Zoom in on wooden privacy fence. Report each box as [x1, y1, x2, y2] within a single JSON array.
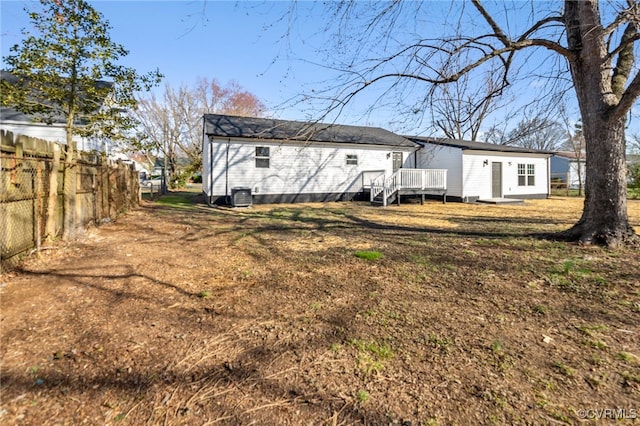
[[1, 130, 140, 272]]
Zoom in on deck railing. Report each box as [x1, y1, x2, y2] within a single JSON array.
[[370, 168, 447, 206]]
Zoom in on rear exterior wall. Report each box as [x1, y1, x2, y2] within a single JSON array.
[[203, 137, 417, 204], [416, 143, 550, 201], [462, 151, 550, 200], [416, 144, 464, 198]]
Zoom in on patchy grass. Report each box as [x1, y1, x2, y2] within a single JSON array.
[[1, 195, 639, 425], [354, 250, 384, 261]]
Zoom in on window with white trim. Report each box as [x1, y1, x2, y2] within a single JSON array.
[[518, 163, 535, 186], [346, 154, 358, 165], [255, 147, 270, 168]]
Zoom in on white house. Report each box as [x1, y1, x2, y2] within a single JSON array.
[[202, 114, 553, 206], [550, 151, 586, 190], [202, 114, 425, 205], [0, 107, 105, 152], [409, 137, 553, 202], [0, 71, 110, 153]]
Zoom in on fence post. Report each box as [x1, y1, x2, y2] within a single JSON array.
[[46, 144, 61, 241], [62, 141, 77, 240], [35, 159, 43, 251]]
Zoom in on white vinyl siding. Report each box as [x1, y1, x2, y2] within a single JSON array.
[[204, 138, 416, 197], [463, 153, 548, 199], [0, 121, 99, 151], [416, 144, 463, 197], [417, 141, 549, 200]]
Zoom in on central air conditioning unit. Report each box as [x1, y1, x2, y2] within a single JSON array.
[[230, 187, 252, 207]]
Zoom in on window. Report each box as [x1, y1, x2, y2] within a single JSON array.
[[346, 154, 358, 165], [255, 146, 270, 168], [518, 163, 535, 186], [527, 164, 535, 186]]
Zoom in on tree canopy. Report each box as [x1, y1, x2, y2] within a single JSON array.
[[0, 0, 162, 148], [132, 78, 266, 187]]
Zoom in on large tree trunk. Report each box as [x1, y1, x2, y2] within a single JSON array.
[[559, 0, 637, 247], [559, 116, 634, 246]]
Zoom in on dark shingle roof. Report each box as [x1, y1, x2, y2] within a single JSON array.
[[1, 70, 113, 125], [203, 114, 418, 148], [407, 136, 554, 155], [0, 107, 35, 124]]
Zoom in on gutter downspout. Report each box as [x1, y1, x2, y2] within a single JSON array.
[[204, 117, 215, 207], [547, 155, 551, 199], [225, 138, 230, 205]]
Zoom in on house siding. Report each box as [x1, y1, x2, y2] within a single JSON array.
[[0, 121, 99, 151], [416, 144, 463, 198], [416, 141, 550, 201], [551, 156, 585, 189], [462, 151, 549, 199], [203, 137, 417, 204]]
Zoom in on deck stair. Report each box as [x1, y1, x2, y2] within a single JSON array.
[[370, 169, 447, 206]]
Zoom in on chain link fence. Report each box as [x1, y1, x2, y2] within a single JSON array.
[[0, 154, 58, 268], [1, 131, 140, 272]]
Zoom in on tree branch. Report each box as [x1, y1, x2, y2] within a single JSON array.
[[612, 69, 640, 119], [471, 0, 510, 46], [603, 1, 640, 36], [472, 0, 572, 59]]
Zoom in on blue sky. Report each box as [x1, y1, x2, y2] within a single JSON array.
[[1, 1, 333, 121], [1, 1, 638, 137], [0, 1, 552, 132]]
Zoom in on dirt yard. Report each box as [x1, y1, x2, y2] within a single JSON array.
[[1, 192, 639, 425]]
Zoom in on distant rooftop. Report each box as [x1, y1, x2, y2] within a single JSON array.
[[555, 150, 586, 160], [1, 70, 113, 126]]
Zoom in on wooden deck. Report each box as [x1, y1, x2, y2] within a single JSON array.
[[369, 169, 447, 206]]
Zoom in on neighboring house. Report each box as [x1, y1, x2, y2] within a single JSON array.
[[628, 154, 640, 186], [408, 137, 553, 202], [0, 70, 109, 152], [0, 107, 105, 152], [202, 114, 433, 205], [550, 151, 586, 189]]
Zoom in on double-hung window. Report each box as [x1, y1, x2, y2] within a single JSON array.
[[518, 163, 535, 186], [255, 147, 270, 168]]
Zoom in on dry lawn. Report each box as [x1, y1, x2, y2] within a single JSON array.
[[1, 192, 639, 425]]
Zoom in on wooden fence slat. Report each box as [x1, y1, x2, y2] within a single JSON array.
[[1, 130, 140, 271]]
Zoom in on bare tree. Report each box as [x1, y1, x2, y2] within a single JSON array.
[[558, 106, 586, 195], [132, 78, 265, 187], [629, 132, 640, 154], [291, 1, 640, 246], [506, 117, 566, 151], [431, 63, 506, 141]]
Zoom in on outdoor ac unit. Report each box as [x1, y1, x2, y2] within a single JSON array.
[[230, 187, 252, 207]]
